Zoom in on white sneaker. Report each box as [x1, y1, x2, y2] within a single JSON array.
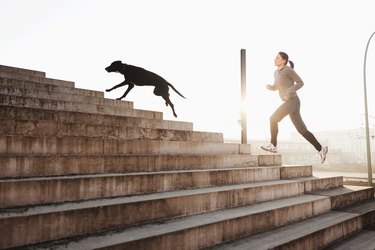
[[261, 143, 277, 153], [319, 146, 328, 164]]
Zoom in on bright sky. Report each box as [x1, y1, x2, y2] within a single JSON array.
[[1, 0, 375, 141]]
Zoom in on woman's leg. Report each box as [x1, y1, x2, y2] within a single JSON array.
[[269, 97, 299, 146], [289, 97, 328, 163], [289, 98, 322, 151], [270, 120, 278, 147], [302, 131, 322, 151]]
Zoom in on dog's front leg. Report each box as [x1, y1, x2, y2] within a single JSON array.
[[106, 80, 128, 92], [117, 82, 134, 100]]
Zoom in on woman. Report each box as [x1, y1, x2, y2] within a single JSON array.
[[261, 52, 328, 164]]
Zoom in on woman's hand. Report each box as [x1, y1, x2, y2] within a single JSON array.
[[266, 84, 273, 90], [282, 94, 290, 101], [282, 88, 294, 100]]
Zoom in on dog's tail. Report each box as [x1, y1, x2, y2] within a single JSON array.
[[168, 83, 186, 99]]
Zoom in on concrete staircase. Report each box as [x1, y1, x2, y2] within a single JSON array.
[[0, 64, 374, 249]]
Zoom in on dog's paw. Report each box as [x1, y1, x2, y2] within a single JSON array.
[[116, 97, 123, 100], [105, 89, 110, 92]]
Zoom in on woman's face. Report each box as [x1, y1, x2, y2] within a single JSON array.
[[274, 54, 286, 68]]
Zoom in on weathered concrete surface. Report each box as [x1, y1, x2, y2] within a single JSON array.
[[17, 195, 331, 250], [0, 167, 280, 208], [0, 64, 46, 77], [0, 154, 260, 178], [211, 211, 362, 250], [0, 70, 75, 88], [0, 83, 131, 108], [0, 94, 160, 118], [294, 176, 344, 192], [328, 230, 375, 250], [312, 185, 374, 209], [0, 106, 194, 131], [0, 136, 251, 155], [210, 193, 375, 250], [0, 119, 223, 143], [0, 180, 303, 248], [280, 164, 312, 179], [339, 199, 375, 228], [257, 154, 282, 166], [0, 77, 103, 98]]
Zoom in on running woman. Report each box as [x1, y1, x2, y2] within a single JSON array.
[[261, 52, 328, 163]]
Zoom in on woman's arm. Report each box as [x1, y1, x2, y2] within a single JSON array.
[[282, 68, 304, 100], [287, 68, 304, 92], [266, 84, 277, 91]]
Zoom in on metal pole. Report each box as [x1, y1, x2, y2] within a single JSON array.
[[241, 49, 247, 144], [363, 31, 374, 186]]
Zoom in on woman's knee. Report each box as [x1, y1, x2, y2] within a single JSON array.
[[270, 115, 280, 124]]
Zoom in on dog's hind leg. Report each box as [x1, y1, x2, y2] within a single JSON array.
[[154, 86, 178, 117], [162, 94, 178, 118]]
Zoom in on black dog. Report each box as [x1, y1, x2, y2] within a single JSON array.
[[105, 60, 185, 118]]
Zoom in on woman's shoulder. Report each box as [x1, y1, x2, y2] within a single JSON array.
[[284, 66, 294, 71], [278, 66, 294, 72], [275, 66, 296, 75], [284, 66, 298, 75]]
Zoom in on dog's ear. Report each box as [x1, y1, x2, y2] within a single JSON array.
[[110, 60, 121, 65]]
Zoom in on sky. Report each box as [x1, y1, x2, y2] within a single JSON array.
[[1, 0, 375, 141]]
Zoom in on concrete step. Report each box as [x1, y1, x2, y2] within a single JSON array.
[[327, 229, 375, 250], [0, 70, 75, 88], [0, 153, 268, 178], [257, 154, 282, 166], [211, 199, 375, 250], [0, 81, 134, 109], [0, 64, 46, 78], [0, 180, 305, 248], [211, 211, 361, 250], [293, 175, 344, 192], [0, 166, 281, 208], [0, 135, 251, 155], [0, 119, 223, 143], [280, 164, 312, 179], [0, 94, 162, 119], [0, 106, 194, 131], [0, 89, 132, 110], [19, 194, 331, 250], [0, 77, 103, 98], [311, 185, 374, 209], [339, 199, 375, 228], [280, 164, 315, 179]]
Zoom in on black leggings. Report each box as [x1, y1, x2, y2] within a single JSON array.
[[269, 96, 322, 152]]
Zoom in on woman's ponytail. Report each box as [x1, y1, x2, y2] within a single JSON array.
[[289, 60, 294, 69]]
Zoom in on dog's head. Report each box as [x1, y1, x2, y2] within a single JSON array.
[[105, 60, 124, 73]]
